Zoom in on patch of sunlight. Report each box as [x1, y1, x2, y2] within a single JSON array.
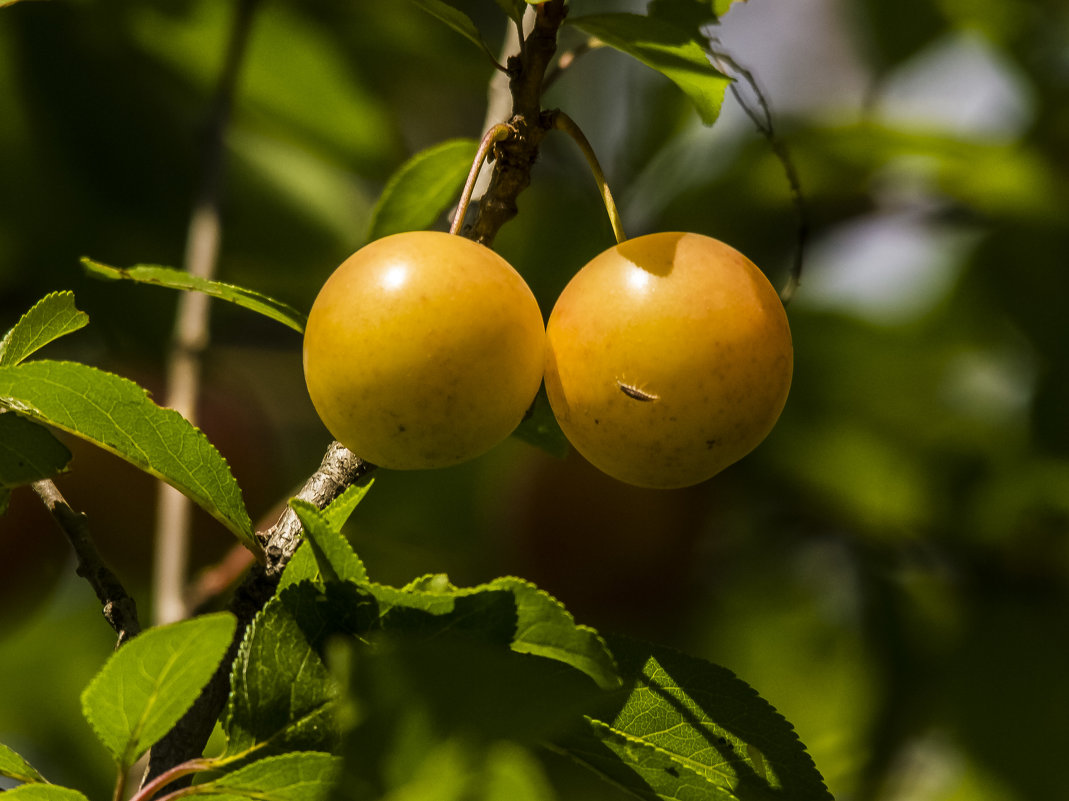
[[796, 212, 976, 325]]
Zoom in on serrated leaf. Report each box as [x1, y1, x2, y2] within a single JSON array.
[[0, 360, 256, 551], [0, 412, 72, 488], [409, 0, 502, 67], [185, 752, 340, 801], [365, 575, 620, 691], [81, 612, 237, 770], [0, 742, 46, 782], [278, 539, 322, 591], [223, 593, 343, 756], [0, 787, 90, 801], [321, 481, 375, 541], [82, 258, 306, 334], [569, 13, 731, 125], [487, 577, 620, 692], [367, 138, 478, 241], [290, 497, 370, 584], [0, 291, 88, 367], [560, 637, 832, 801]]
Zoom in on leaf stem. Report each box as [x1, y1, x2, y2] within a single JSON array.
[[450, 123, 512, 236], [551, 110, 626, 244], [129, 758, 214, 801]]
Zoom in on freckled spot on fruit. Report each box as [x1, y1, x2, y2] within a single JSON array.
[[617, 380, 659, 402], [706, 439, 717, 449], [398, 424, 407, 433]]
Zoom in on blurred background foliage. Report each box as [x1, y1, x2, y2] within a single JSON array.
[[1, 0, 1067, 799]]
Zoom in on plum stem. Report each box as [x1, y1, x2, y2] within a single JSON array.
[[552, 110, 626, 245], [450, 123, 513, 236]]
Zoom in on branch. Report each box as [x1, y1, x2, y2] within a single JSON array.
[[260, 441, 374, 577], [468, 0, 568, 246], [32, 479, 140, 647]]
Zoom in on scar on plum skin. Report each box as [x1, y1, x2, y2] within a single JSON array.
[[617, 380, 659, 402]]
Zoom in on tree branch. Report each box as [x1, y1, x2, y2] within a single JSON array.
[[468, 0, 568, 246], [260, 441, 374, 577], [32, 479, 140, 647]]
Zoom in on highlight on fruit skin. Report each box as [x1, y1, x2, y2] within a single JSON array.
[[302, 230, 546, 470], [543, 231, 793, 489]]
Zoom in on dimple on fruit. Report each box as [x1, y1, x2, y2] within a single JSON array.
[[543, 231, 793, 489], [302, 230, 545, 470]]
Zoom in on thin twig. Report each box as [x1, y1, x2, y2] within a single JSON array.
[[708, 41, 808, 303], [153, 0, 260, 626], [32, 479, 140, 647], [542, 39, 599, 91]]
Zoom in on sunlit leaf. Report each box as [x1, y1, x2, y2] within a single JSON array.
[[0, 787, 89, 801], [82, 258, 306, 333], [559, 637, 833, 800], [569, 13, 731, 125], [290, 495, 370, 584], [0, 360, 256, 551], [223, 590, 355, 756], [184, 752, 340, 801], [0, 292, 88, 367], [0, 742, 46, 783], [81, 612, 237, 770], [366, 575, 620, 692], [367, 138, 478, 241], [0, 412, 71, 489]]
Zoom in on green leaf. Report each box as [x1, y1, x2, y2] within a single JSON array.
[[0, 787, 90, 801], [81, 612, 237, 770], [82, 258, 307, 334], [185, 752, 340, 801], [367, 138, 478, 241], [0, 742, 46, 782], [486, 577, 620, 692], [0, 412, 71, 489], [0, 360, 256, 551], [223, 593, 347, 756], [364, 575, 620, 692], [560, 637, 832, 800], [321, 481, 375, 541], [568, 13, 731, 125], [290, 494, 370, 584], [0, 292, 88, 367], [409, 0, 503, 67], [278, 539, 321, 591]]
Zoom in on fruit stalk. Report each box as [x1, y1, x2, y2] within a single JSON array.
[[551, 110, 626, 244], [450, 123, 513, 236]]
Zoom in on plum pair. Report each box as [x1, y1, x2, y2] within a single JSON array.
[[302, 230, 792, 488]]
